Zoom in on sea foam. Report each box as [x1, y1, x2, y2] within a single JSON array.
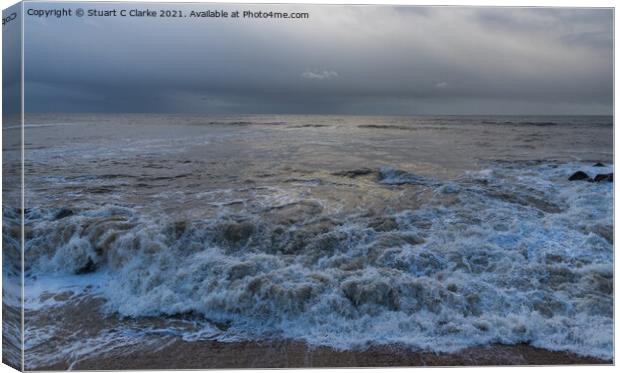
[[20, 162, 613, 359]]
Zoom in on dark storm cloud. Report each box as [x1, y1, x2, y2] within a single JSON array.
[[23, 4, 612, 115], [473, 8, 613, 49]]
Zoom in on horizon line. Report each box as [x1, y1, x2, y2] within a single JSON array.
[[16, 112, 615, 117]]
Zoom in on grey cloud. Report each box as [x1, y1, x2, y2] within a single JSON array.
[[21, 4, 613, 115], [301, 70, 339, 80]]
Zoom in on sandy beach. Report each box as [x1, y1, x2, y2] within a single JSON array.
[[36, 340, 611, 370]]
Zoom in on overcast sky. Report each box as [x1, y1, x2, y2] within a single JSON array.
[[22, 4, 613, 115]]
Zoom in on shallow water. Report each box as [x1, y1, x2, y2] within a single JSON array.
[[3, 114, 613, 368]]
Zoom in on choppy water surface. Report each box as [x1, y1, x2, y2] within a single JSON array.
[[4, 114, 613, 368]]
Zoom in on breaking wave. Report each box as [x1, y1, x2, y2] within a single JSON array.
[[20, 162, 613, 359]]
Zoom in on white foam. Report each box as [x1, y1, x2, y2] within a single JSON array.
[[23, 162, 614, 360], [24, 272, 106, 311]]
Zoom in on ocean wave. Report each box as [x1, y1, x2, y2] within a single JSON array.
[[19, 162, 613, 359], [481, 120, 559, 126], [206, 121, 287, 126], [480, 120, 612, 127], [378, 167, 439, 186], [3, 123, 88, 130]]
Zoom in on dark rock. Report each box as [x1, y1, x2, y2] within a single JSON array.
[[593, 173, 613, 183], [54, 208, 74, 220], [568, 171, 590, 181], [593, 162, 605, 167]]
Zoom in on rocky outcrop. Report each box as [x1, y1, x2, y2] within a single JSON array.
[[568, 170, 613, 183], [593, 173, 613, 183], [568, 171, 590, 181]]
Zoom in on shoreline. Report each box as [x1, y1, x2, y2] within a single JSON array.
[[34, 339, 612, 370], [19, 289, 614, 370]]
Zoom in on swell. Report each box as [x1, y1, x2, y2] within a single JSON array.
[[19, 162, 614, 359]]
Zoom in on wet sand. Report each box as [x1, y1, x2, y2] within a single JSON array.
[[36, 339, 611, 370]]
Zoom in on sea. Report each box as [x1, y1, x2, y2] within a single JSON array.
[[1, 114, 614, 368]]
